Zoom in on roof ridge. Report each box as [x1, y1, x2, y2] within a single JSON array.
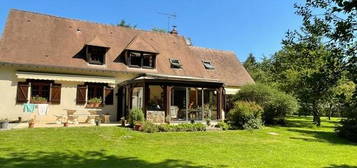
[[9, 9, 179, 37], [189, 45, 235, 54]]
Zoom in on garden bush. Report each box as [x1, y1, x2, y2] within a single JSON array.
[[233, 84, 298, 125], [128, 108, 144, 127], [142, 121, 159, 133], [215, 121, 229, 130], [227, 101, 263, 129], [142, 123, 206, 133]]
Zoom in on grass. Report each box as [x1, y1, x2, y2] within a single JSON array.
[[0, 116, 356, 168]]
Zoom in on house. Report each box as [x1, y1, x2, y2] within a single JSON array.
[[0, 9, 254, 123]]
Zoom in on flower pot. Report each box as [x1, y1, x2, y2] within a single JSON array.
[[28, 122, 35, 128], [63, 122, 69, 127], [95, 120, 101, 126], [0, 121, 9, 129], [134, 124, 142, 131], [86, 103, 101, 108]]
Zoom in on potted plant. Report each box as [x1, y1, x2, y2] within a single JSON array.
[[30, 96, 47, 104], [134, 121, 143, 131], [120, 117, 126, 127], [206, 118, 211, 126], [128, 108, 144, 130], [28, 119, 35, 128], [86, 97, 102, 108], [0, 118, 9, 129], [95, 119, 101, 126]]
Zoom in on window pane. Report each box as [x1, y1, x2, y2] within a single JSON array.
[[88, 84, 104, 100], [204, 89, 217, 120], [143, 53, 154, 68], [87, 45, 106, 65], [188, 88, 202, 120], [203, 61, 214, 69], [148, 85, 164, 110], [129, 52, 141, 66], [169, 59, 182, 69], [132, 87, 144, 108], [31, 81, 51, 101], [171, 87, 187, 121]]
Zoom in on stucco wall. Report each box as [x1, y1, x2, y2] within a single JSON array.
[[0, 66, 135, 123]]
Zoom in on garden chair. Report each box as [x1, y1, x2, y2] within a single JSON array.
[[66, 110, 79, 125]]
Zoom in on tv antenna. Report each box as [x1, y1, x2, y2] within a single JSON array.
[[158, 12, 176, 32]]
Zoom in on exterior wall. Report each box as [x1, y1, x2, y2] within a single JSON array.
[[0, 66, 136, 123], [225, 86, 240, 95]]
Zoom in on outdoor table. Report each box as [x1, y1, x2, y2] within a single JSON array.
[[64, 109, 102, 124]]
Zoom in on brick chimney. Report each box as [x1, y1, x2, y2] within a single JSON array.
[[170, 25, 178, 35]]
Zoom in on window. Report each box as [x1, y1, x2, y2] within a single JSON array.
[[169, 59, 182, 69], [126, 50, 156, 68], [143, 53, 154, 68], [76, 83, 113, 105], [86, 45, 107, 65], [16, 80, 62, 104], [148, 85, 164, 111], [87, 83, 104, 100], [129, 51, 141, 67], [31, 80, 51, 101], [202, 61, 214, 69]]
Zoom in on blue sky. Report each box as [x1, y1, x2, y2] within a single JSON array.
[[0, 0, 302, 61]]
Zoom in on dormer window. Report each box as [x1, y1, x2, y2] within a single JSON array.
[[202, 61, 214, 69], [86, 45, 108, 65], [170, 59, 182, 69], [126, 50, 156, 69]]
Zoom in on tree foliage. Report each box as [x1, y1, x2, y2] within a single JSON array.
[[117, 19, 137, 29], [243, 0, 356, 127]]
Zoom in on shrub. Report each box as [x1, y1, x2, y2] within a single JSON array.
[[142, 121, 159, 133], [227, 101, 263, 129], [128, 108, 144, 127], [157, 124, 171, 132], [146, 123, 206, 133], [234, 84, 299, 125], [264, 92, 299, 124], [215, 121, 229, 130]]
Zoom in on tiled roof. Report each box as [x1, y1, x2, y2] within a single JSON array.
[[0, 9, 254, 86]]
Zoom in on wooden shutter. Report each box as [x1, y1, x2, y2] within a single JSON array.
[[76, 85, 87, 105], [50, 84, 61, 104], [104, 86, 114, 105], [16, 82, 29, 103]]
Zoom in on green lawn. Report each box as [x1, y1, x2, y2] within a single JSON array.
[[0, 117, 356, 168]]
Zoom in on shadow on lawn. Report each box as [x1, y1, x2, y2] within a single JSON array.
[[324, 164, 357, 168], [0, 150, 226, 168], [287, 128, 355, 145], [285, 118, 338, 129]]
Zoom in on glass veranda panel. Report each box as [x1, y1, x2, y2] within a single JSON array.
[[171, 87, 187, 121], [131, 87, 143, 109], [203, 89, 218, 120]]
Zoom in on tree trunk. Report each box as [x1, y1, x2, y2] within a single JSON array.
[[312, 103, 321, 126], [328, 103, 333, 120]]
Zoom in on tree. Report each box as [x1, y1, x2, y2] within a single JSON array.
[[293, 0, 356, 127], [243, 54, 275, 85], [117, 19, 137, 29]]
